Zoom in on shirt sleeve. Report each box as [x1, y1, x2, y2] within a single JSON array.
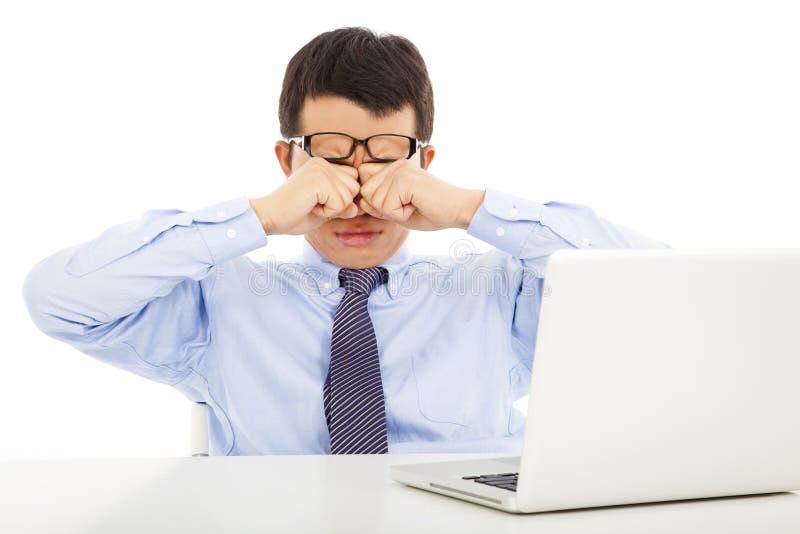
[[22, 195, 268, 385], [466, 187, 671, 368]]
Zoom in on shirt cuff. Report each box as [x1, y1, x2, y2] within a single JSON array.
[[193, 196, 268, 264], [466, 188, 547, 257]]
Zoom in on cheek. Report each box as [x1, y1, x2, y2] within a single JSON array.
[[304, 224, 333, 248], [382, 223, 409, 245]]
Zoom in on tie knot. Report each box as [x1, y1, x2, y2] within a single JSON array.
[[338, 267, 389, 294]]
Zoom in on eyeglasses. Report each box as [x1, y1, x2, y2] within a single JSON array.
[[287, 132, 424, 163]]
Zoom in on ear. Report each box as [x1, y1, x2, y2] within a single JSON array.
[[420, 144, 436, 170], [274, 140, 293, 178]]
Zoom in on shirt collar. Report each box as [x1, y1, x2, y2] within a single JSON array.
[[299, 238, 412, 299]]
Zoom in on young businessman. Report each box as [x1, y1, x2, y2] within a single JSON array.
[[23, 27, 669, 456]]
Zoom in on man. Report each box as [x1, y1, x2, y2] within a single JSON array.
[[23, 27, 669, 456]]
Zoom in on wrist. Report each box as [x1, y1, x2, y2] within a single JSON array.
[[454, 188, 486, 230], [249, 196, 277, 236]]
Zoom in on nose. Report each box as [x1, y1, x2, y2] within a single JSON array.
[[343, 146, 366, 216], [351, 144, 367, 168], [351, 146, 366, 215]]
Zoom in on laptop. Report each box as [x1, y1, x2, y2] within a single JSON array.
[[390, 248, 800, 513]]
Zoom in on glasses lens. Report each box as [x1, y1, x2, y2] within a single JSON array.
[[308, 134, 354, 159], [367, 135, 411, 161]]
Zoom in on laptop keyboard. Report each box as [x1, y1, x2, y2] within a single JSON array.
[[461, 472, 518, 491]]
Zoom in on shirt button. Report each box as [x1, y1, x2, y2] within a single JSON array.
[[322, 282, 331, 289], [216, 210, 226, 218], [141, 236, 150, 244], [495, 226, 505, 237], [226, 228, 237, 239], [582, 237, 591, 246], [509, 207, 519, 216]]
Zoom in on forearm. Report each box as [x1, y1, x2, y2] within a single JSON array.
[[23, 195, 267, 338], [464, 188, 670, 261]]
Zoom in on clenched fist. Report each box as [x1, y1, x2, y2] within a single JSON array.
[[357, 158, 485, 231], [250, 151, 486, 237], [249, 157, 361, 236]]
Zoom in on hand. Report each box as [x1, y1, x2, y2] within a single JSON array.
[[249, 157, 361, 235], [357, 158, 485, 231]]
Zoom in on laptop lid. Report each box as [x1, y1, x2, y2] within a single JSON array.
[[515, 249, 800, 513]]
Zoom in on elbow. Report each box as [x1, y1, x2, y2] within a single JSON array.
[[22, 256, 90, 339], [22, 259, 59, 336]]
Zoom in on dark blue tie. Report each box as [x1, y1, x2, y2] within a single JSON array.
[[323, 267, 390, 454]]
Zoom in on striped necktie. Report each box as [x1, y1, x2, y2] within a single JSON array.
[[323, 266, 390, 454]]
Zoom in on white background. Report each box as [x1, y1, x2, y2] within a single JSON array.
[[1, 0, 797, 459]]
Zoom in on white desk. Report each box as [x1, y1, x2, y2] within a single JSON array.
[[1, 452, 799, 533]]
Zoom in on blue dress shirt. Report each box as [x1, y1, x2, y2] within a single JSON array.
[[23, 188, 669, 455]]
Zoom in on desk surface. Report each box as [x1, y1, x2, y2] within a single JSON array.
[[1, 452, 799, 534]]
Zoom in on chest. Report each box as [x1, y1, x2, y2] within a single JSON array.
[[204, 277, 524, 448]]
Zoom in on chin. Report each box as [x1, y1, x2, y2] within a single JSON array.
[[329, 244, 385, 269], [307, 222, 408, 268]]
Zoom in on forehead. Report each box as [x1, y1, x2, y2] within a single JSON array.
[[298, 94, 415, 138]]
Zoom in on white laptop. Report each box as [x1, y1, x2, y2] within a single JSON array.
[[390, 248, 800, 513]]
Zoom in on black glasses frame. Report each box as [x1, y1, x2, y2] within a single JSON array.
[[287, 132, 423, 163]]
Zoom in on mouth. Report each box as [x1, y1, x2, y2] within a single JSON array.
[[334, 230, 383, 247]]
